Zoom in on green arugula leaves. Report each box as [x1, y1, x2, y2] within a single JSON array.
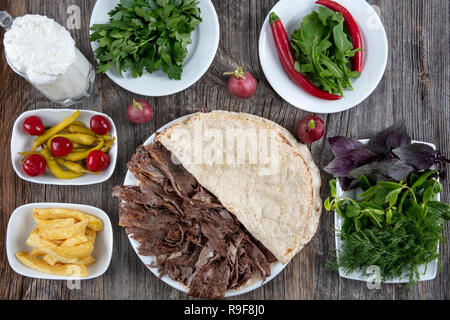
[[325, 171, 450, 283], [90, 0, 202, 80], [291, 7, 360, 96]]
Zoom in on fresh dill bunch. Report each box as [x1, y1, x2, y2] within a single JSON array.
[[324, 171, 450, 284]]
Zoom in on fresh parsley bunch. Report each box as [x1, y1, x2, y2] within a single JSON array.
[[325, 171, 450, 284], [291, 7, 360, 96], [90, 0, 202, 80]]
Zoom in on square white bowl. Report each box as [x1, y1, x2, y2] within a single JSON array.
[[11, 109, 117, 185], [334, 140, 439, 283], [6, 203, 113, 280]]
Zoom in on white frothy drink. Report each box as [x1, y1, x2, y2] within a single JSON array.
[[3, 14, 92, 102]]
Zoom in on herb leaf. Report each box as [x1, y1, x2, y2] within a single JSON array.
[[291, 8, 359, 96], [327, 171, 450, 284], [393, 143, 436, 170], [325, 121, 449, 191], [328, 136, 364, 157], [366, 120, 411, 156], [90, 0, 202, 80]]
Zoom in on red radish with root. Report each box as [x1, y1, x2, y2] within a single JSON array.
[[127, 99, 153, 124], [224, 67, 257, 99], [296, 115, 325, 143]]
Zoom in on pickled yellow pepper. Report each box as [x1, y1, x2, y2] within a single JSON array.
[[66, 124, 97, 136], [55, 158, 100, 175], [101, 137, 115, 153], [40, 148, 83, 179], [46, 134, 98, 151], [63, 139, 105, 161]]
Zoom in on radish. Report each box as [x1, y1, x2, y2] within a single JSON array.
[[127, 99, 152, 124], [224, 67, 257, 99], [296, 115, 325, 143]]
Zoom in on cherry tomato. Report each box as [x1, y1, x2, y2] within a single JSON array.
[[90, 115, 111, 135], [86, 150, 110, 172], [23, 116, 45, 136], [23, 154, 46, 176], [50, 137, 73, 157]]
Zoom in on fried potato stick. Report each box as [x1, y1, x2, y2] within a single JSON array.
[[16, 252, 88, 277], [33, 208, 103, 231], [38, 219, 88, 240], [26, 232, 94, 263]]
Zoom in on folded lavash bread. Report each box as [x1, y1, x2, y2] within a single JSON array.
[[157, 111, 321, 264], [232, 112, 323, 253]]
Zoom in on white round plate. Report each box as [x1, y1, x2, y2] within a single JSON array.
[[122, 116, 287, 298], [89, 0, 220, 96], [259, 0, 388, 113]]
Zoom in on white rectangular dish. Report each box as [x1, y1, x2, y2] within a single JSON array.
[[11, 109, 117, 185], [6, 203, 113, 280], [334, 140, 439, 283]]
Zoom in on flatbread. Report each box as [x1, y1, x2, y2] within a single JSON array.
[[157, 111, 321, 264], [232, 112, 322, 254]]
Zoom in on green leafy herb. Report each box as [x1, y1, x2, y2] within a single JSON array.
[[325, 172, 450, 284], [291, 7, 360, 96], [89, 0, 202, 80]]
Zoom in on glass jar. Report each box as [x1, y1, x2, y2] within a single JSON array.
[[1, 11, 95, 106]]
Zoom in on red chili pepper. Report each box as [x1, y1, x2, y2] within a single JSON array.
[[269, 12, 342, 101], [315, 0, 363, 73]]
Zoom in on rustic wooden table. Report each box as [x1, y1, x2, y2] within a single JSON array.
[[0, 0, 448, 300]]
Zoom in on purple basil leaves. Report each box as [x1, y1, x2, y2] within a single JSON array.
[[338, 177, 359, 192], [366, 121, 411, 157], [324, 148, 377, 178], [349, 159, 415, 183], [328, 136, 364, 157], [325, 121, 449, 191], [392, 143, 436, 169], [435, 150, 450, 179]]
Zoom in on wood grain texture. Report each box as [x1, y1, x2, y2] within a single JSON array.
[[0, 0, 448, 300]]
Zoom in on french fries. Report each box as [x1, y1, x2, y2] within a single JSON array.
[[30, 248, 45, 257], [16, 208, 103, 277], [43, 254, 58, 266], [16, 252, 88, 277], [32, 208, 103, 231], [26, 233, 93, 263], [61, 234, 89, 247], [34, 217, 76, 227], [38, 219, 88, 240], [76, 255, 96, 267]]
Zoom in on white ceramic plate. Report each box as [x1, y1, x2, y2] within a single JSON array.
[[89, 0, 220, 96], [335, 140, 439, 283], [6, 203, 113, 280], [259, 0, 388, 113], [122, 116, 287, 297], [11, 109, 117, 185]]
